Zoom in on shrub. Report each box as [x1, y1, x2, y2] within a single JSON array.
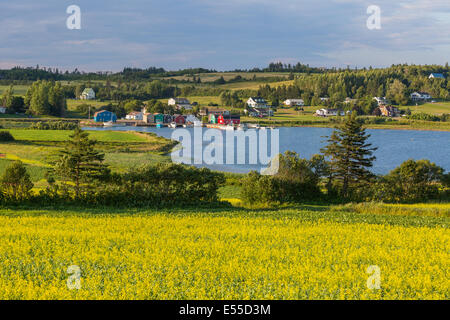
[[373, 159, 445, 203], [0, 131, 14, 142], [241, 152, 323, 205], [0, 161, 33, 202]]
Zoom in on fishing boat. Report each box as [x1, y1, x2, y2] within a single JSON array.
[[103, 121, 121, 127], [168, 122, 177, 128]]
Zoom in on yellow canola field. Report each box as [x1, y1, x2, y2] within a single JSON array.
[[0, 214, 448, 300]]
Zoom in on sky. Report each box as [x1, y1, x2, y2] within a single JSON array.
[[1, 0, 450, 72]]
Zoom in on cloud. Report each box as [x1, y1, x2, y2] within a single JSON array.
[[0, 0, 449, 70]]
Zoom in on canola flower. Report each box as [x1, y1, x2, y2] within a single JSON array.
[[0, 210, 448, 300]]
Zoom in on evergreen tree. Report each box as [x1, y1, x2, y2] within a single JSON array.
[[0, 161, 33, 202], [321, 113, 377, 198], [53, 128, 108, 198]]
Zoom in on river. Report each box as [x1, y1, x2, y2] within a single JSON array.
[[84, 126, 450, 174]]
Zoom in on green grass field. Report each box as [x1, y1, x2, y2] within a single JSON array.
[[0, 85, 29, 96], [399, 101, 450, 115], [1, 129, 149, 142], [0, 129, 176, 182]]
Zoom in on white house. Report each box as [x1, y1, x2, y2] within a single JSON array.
[[247, 97, 269, 109], [168, 98, 192, 110], [125, 111, 143, 120], [315, 108, 345, 117], [410, 92, 432, 102], [283, 99, 304, 107], [373, 97, 389, 106], [0, 106, 6, 114], [429, 73, 445, 79], [185, 115, 201, 126], [80, 88, 95, 100]]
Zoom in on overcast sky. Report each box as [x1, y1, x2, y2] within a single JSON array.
[[1, 0, 449, 71]]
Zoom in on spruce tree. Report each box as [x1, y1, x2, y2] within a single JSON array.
[[321, 113, 377, 198], [53, 127, 108, 199]]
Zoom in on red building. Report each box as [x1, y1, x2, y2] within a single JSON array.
[[173, 114, 186, 125], [218, 115, 240, 125]]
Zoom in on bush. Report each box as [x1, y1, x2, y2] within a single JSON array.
[[0, 131, 14, 141], [373, 159, 445, 203], [241, 152, 323, 205], [0, 161, 33, 203], [30, 121, 79, 130]]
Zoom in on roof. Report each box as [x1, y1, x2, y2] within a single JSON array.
[[249, 97, 267, 103], [93, 110, 112, 116], [82, 88, 94, 94], [429, 73, 445, 78], [171, 98, 191, 104]]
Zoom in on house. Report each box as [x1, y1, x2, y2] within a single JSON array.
[[410, 92, 432, 102], [429, 73, 445, 79], [374, 97, 389, 106], [185, 115, 200, 124], [173, 114, 186, 125], [315, 108, 345, 117], [93, 110, 117, 123], [283, 99, 304, 107], [247, 108, 274, 118], [168, 98, 192, 110], [319, 97, 330, 102], [207, 108, 230, 116], [125, 111, 143, 120], [153, 113, 165, 123], [0, 106, 6, 114], [80, 88, 95, 100], [247, 97, 268, 109], [218, 114, 241, 125], [379, 105, 400, 117], [209, 113, 219, 124], [143, 113, 154, 124], [344, 98, 357, 104]]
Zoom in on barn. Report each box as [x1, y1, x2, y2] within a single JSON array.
[[174, 115, 186, 125], [93, 110, 117, 123], [218, 115, 241, 125]]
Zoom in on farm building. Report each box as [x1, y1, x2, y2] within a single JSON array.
[[247, 97, 268, 109], [379, 105, 400, 117], [125, 111, 143, 120], [429, 73, 445, 79], [315, 108, 345, 117], [411, 92, 432, 102], [218, 115, 241, 125], [153, 113, 165, 123], [80, 88, 96, 100], [373, 97, 389, 106], [143, 113, 154, 123], [93, 110, 117, 123], [173, 115, 186, 125], [168, 98, 192, 110], [283, 99, 304, 107]]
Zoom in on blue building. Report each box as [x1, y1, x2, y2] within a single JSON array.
[[93, 110, 117, 123]]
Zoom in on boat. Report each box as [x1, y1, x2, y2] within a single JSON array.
[[183, 123, 194, 128], [156, 122, 163, 128], [237, 123, 248, 131], [168, 122, 177, 128], [103, 121, 121, 127]]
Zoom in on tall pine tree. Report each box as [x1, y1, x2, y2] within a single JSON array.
[[53, 128, 108, 198], [321, 113, 377, 198]]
